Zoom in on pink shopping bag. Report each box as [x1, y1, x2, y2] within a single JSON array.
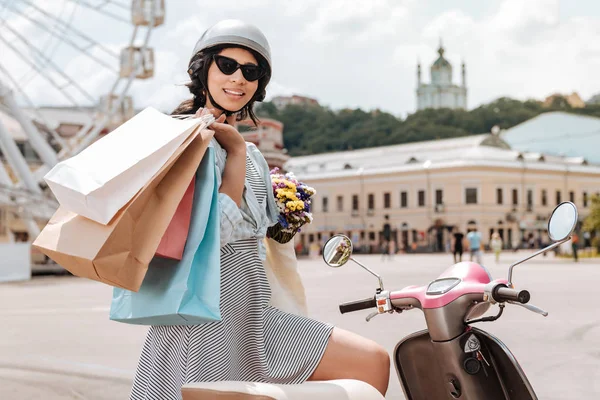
[[155, 178, 195, 260]]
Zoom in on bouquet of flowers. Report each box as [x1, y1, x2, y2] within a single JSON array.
[[266, 168, 316, 244]]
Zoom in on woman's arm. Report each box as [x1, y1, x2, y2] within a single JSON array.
[[194, 110, 249, 247], [219, 147, 246, 206]]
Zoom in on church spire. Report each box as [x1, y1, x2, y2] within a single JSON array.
[[416, 40, 467, 111]]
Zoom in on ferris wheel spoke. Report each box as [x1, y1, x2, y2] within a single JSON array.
[[17, 0, 119, 60], [4, 2, 118, 74], [65, 0, 130, 24], [0, 31, 94, 107], [0, 20, 97, 104], [104, 0, 130, 12], [0, 63, 69, 151]]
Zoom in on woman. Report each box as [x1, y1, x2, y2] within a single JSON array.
[[490, 232, 503, 263], [130, 20, 389, 399]]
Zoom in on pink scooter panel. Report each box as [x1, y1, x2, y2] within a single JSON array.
[[390, 262, 508, 309]]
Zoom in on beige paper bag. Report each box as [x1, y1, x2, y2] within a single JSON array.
[[33, 127, 214, 292], [263, 238, 308, 316]]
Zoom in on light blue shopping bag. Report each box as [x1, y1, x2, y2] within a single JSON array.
[[109, 147, 221, 325]]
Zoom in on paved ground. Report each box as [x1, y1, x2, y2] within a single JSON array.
[[1, 251, 599, 399]]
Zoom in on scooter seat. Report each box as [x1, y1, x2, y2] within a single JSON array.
[[181, 379, 384, 400]]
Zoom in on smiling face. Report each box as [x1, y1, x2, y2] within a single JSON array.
[[205, 47, 260, 112]]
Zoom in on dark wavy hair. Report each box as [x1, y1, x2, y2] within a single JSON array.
[[171, 44, 270, 126]]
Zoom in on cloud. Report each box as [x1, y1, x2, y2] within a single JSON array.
[[1, 0, 599, 117], [416, 0, 600, 108]]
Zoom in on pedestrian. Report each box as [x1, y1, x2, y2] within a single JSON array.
[[381, 215, 392, 261], [451, 226, 464, 263], [528, 233, 535, 249], [583, 231, 591, 254], [309, 241, 320, 258], [129, 20, 389, 399], [490, 232, 503, 263], [572, 232, 579, 262], [467, 226, 483, 265]]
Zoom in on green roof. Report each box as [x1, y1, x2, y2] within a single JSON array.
[[432, 45, 451, 68]]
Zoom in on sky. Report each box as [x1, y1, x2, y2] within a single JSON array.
[[1, 0, 599, 118]]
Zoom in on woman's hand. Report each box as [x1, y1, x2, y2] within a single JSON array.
[[194, 108, 246, 155]]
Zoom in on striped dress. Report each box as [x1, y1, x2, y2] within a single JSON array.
[[130, 140, 334, 400]]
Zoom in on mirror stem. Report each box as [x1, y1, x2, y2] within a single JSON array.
[[508, 236, 571, 286], [350, 257, 384, 290]]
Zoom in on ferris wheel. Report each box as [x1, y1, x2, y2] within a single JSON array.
[[0, 0, 165, 239]]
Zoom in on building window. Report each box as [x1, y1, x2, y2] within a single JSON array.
[[583, 192, 588, 208], [541, 189, 547, 206], [496, 188, 503, 205], [368, 193, 375, 210], [368, 232, 375, 241], [418, 190, 425, 207], [336, 195, 343, 212], [352, 195, 359, 210], [527, 189, 533, 211], [556, 190, 561, 205], [465, 188, 478, 204], [569, 191, 575, 203], [400, 191, 408, 208], [512, 189, 518, 206], [435, 189, 443, 205], [383, 192, 391, 209], [322, 196, 328, 212]]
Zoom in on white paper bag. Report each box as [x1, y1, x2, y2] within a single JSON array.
[[44, 107, 212, 225]]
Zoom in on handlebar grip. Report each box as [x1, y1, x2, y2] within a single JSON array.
[[493, 286, 530, 304], [339, 297, 377, 314]]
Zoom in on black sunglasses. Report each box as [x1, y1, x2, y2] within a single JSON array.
[[213, 54, 266, 82]]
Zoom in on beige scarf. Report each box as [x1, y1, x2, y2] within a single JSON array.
[[262, 238, 308, 316]]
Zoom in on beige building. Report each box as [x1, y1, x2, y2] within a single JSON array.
[[271, 95, 319, 110], [543, 92, 586, 108], [237, 118, 289, 170], [286, 132, 600, 253]]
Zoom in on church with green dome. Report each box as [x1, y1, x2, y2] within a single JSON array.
[[416, 41, 468, 111]]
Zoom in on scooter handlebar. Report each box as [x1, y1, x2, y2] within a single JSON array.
[[493, 286, 530, 304], [339, 297, 377, 314]]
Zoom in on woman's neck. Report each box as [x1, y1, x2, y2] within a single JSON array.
[[204, 98, 236, 124]]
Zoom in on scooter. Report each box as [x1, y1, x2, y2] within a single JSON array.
[[181, 202, 578, 399]]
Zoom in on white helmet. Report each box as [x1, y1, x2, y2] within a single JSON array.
[[190, 19, 272, 75]]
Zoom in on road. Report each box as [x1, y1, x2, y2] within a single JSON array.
[[1, 251, 599, 399]]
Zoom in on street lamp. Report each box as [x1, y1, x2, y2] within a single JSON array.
[[423, 160, 432, 250], [357, 167, 366, 251]]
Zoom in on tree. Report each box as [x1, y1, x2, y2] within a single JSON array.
[[583, 195, 600, 234], [254, 97, 600, 156]]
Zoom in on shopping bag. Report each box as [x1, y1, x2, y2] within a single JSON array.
[[155, 178, 195, 260], [44, 107, 213, 225], [263, 238, 308, 316], [109, 147, 221, 325], [32, 127, 214, 292]]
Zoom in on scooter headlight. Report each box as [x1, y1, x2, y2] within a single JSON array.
[[426, 278, 461, 295]]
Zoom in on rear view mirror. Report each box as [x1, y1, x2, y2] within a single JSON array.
[[323, 235, 353, 268], [548, 202, 578, 242]]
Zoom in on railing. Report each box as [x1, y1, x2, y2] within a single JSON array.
[[0, 184, 58, 220]]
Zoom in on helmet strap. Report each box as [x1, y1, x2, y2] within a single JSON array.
[[205, 89, 238, 117]]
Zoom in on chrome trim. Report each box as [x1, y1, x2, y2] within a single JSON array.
[[508, 237, 570, 286], [350, 257, 384, 290]]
